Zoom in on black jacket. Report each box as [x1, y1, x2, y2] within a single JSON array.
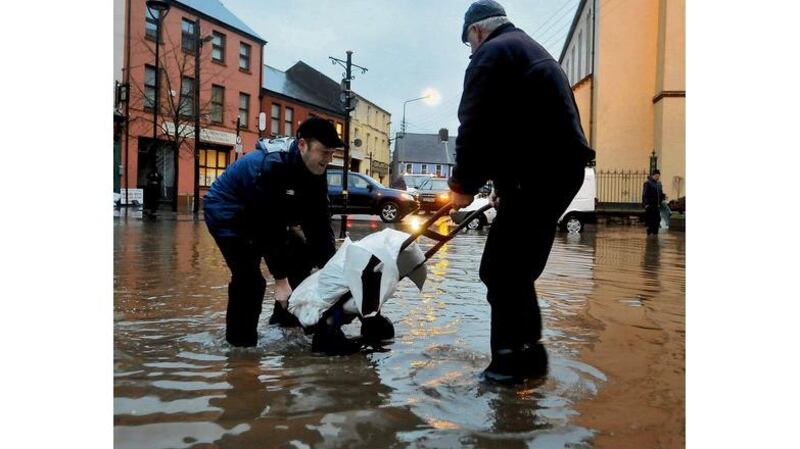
[[450, 23, 595, 195], [204, 141, 335, 278], [642, 177, 665, 208]]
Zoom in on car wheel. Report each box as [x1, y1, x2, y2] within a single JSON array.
[[380, 201, 400, 223], [466, 214, 486, 230], [563, 215, 583, 233]]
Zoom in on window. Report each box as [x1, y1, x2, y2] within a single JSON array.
[[327, 172, 342, 187], [238, 93, 250, 128], [436, 165, 443, 177], [270, 103, 280, 135], [366, 132, 371, 151], [211, 31, 225, 63], [145, 8, 159, 41], [180, 76, 194, 117], [284, 107, 293, 136], [336, 122, 343, 139], [210, 85, 224, 124], [239, 42, 251, 70], [421, 164, 428, 175], [199, 149, 228, 187], [577, 30, 583, 78], [144, 65, 156, 109], [571, 46, 577, 83], [406, 163, 412, 174], [349, 174, 369, 189], [586, 13, 592, 74], [182, 19, 196, 53]]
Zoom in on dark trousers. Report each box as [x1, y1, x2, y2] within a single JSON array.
[[645, 205, 660, 235], [213, 234, 312, 347], [480, 165, 585, 354]]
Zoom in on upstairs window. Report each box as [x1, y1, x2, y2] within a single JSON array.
[[211, 31, 225, 62], [181, 19, 196, 53], [239, 42, 251, 70]]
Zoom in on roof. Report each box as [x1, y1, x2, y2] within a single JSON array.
[[173, 0, 266, 44], [558, 0, 589, 63], [262, 62, 345, 116], [394, 133, 456, 165]]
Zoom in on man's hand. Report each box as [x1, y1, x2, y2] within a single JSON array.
[[450, 191, 474, 211], [489, 189, 500, 210], [275, 277, 292, 308]]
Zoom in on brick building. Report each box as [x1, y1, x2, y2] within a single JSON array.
[[118, 0, 265, 211]]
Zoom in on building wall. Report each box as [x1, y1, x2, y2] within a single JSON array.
[[594, 0, 659, 174], [351, 96, 391, 185], [654, 0, 686, 200], [572, 77, 593, 144], [260, 92, 346, 166], [560, 0, 594, 87], [397, 161, 453, 178], [122, 0, 263, 211]]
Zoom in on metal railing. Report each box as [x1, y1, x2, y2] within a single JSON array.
[[597, 169, 648, 208]]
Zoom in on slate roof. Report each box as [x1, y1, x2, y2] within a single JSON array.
[[173, 0, 266, 43], [394, 132, 456, 165], [262, 62, 345, 116]]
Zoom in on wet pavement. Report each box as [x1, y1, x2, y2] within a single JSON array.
[[114, 214, 684, 449]]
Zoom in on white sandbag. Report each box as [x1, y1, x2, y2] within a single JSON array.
[[287, 228, 427, 327]]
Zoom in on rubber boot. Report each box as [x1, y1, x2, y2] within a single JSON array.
[[360, 313, 395, 343]]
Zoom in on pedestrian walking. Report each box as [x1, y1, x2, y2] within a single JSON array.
[[203, 118, 342, 347], [642, 169, 666, 235], [449, 0, 595, 383]]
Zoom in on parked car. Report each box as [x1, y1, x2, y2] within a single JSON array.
[[327, 168, 420, 223], [401, 174, 435, 195], [451, 167, 597, 233], [415, 177, 452, 212]]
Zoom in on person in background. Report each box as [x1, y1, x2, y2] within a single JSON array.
[[642, 169, 666, 236]]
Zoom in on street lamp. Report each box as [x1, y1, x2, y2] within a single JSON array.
[[145, 0, 170, 213], [401, 95, 430, 134]]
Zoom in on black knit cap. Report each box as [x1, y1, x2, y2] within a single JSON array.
[[296, 117, 345, 149], [462, 0, 507, 42]]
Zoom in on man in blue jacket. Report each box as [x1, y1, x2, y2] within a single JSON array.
[[204, 118, 340, 347], [449, 1, 596, 383]]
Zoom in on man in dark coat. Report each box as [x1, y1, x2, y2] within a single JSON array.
[[642, 169, 665, 235], [203, 118, 340, 347], [449, 0, 596, 383]]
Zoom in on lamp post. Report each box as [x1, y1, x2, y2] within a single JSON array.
[[145, 0, 170, 213], [401, 95, 430, 134], [192, 25, 214, 216]]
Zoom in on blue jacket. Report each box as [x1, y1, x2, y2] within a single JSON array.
[[450, 23, 595, 195], [642, 177, 665, 208], [203, 140, 335, 278]]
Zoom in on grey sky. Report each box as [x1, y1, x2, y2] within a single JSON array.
[[222, 0, 579, 137]]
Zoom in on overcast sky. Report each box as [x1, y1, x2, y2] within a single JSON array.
[[222, 0, 580, 137]]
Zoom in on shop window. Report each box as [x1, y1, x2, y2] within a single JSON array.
[[199, 149, 228, 187]]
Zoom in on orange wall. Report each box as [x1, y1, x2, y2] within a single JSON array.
[[121, 0, 264, 209], [573, 77, 593, 145], [594, 0, 659, 172]]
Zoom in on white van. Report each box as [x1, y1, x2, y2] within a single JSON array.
[[452, 166, 597, 233]]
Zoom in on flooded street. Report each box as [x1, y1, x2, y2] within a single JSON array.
[[114, 215, 684, 449]]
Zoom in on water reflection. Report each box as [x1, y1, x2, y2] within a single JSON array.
[[115, 218, 684, 448]]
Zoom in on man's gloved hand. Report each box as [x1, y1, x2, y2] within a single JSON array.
[[450, 191, 475, 211], [275, 277, 292, 308], [489, 188, 500, 210]]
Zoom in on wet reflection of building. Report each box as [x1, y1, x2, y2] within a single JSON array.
[[571, 228, 685, 448], [210, 351, 426, 448]]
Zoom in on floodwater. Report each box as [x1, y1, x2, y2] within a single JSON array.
[[114, 215, 684, 449]]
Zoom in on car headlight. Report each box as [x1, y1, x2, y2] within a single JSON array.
[[438, 192, 450, 201]]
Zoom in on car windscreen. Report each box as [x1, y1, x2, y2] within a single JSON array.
[[420, 179, 450, 191]]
